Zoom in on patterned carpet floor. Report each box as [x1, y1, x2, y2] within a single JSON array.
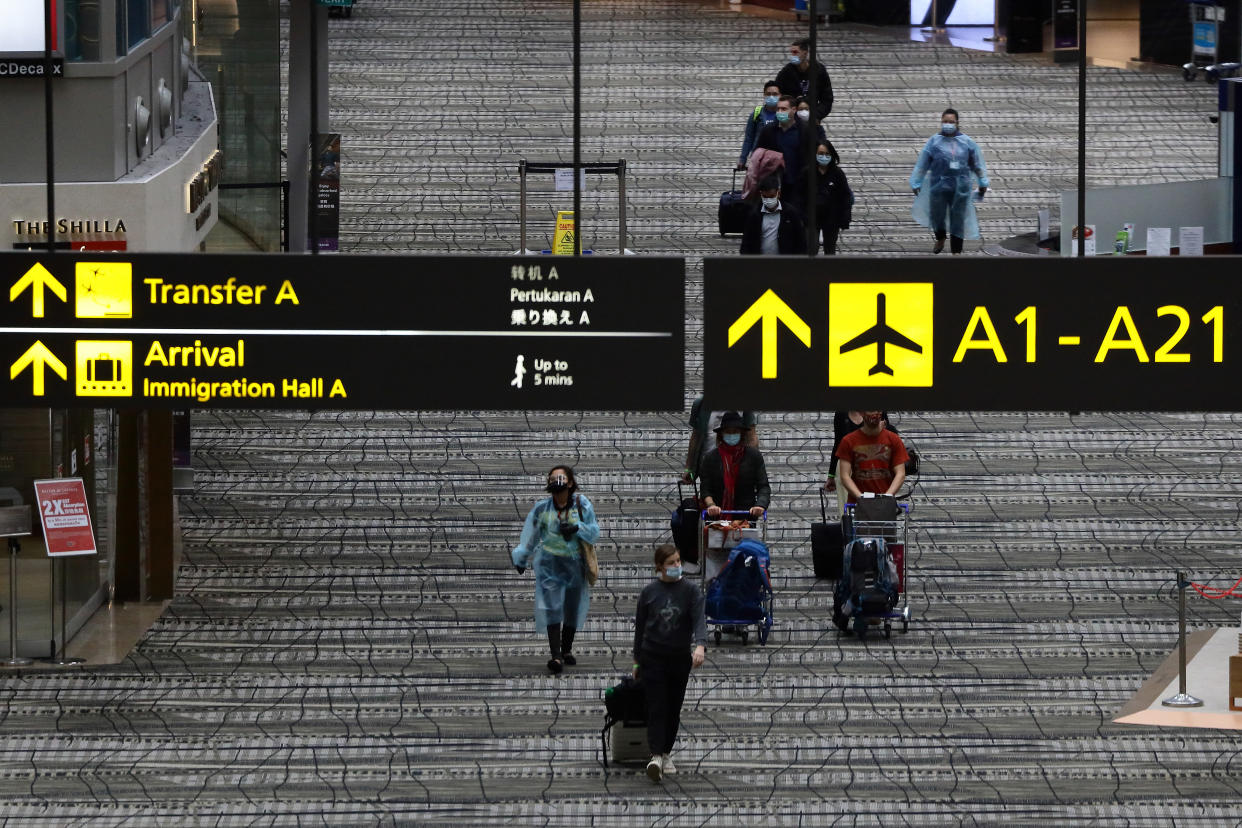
[[2, 1, 1240, 825]]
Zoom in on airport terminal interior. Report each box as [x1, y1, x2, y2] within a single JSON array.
[[3, 0, 1242, 824]]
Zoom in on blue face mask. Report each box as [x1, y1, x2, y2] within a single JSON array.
[[941, 122, 957, 135], [664, 565, 683, 580], [764, 95, 779, 106], [817, 154, 832, 165], [775, 111, 790, 124], [788, 54, 802, 65], [722, 432, 742, 446]]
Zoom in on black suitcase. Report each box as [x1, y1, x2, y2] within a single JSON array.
[[670, 482, 701, 564], [718, 169, 750, 237], [811, 488, 844, 580]]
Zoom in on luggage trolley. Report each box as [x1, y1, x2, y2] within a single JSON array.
[[700, 510, 773, 645], [841, 497, 910, 639]]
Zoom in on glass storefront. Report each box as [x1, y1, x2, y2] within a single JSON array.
[[195, 0, 284, 250], [0, 409, 112, 658]]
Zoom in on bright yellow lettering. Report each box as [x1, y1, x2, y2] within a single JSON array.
[[329, 379, 347, 397], [274, 281, 299, 305], [144, 341, 168, 366], [952, 307, 1007, 363], [1153, 305, 1191, 363], [1094, 307, 1149, 362]]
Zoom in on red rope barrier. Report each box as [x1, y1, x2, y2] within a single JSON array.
[[1189, 576, 1242, 599]]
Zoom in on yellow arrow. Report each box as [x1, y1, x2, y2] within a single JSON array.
[[727, 289, 811, 379], [10, 263, 68, 318], [10, 340, 68, 396]]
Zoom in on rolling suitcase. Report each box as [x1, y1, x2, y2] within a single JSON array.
[[811, 488, 844, 580], [718, 169, 750, 237]]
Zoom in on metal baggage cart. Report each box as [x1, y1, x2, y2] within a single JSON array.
[[700, 510, 772, 645], [842, 498, 911, 639]]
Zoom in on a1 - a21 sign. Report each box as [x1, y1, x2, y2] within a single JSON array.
[[2, 253, 685, 410], [705, 256, 1239, 410]]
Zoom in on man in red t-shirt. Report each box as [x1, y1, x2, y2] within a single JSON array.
[[835, 410, 909, 502]]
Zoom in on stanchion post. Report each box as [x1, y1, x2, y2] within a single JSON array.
[[617, 159, 627, 254], [5, 537, 32, 667], [1162, 570, 1203, 707], [42, 558, 83, 666]]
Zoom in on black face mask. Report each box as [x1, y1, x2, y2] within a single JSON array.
[[547, 475, 569, 494]]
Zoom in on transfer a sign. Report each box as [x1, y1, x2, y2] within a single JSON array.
[[1, 253, 683, 410], [33, 478, 96, 557], [704, 256, 1239, 411]]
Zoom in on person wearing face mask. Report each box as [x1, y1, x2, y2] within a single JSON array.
[[738, 81, 782, 171], [825, 410, 898, 515], [835, 411, 909, 504], [755, 95, 815, 203], [813, 139, 852, 256], [698, 411, 771, 521], [740, 175, 807, 255], [633, 543, 707, 783], [909, 108, 990, 255], [794, 98, 828, 143], [775, 37, 833, 121], [511, 465, 601, 674]]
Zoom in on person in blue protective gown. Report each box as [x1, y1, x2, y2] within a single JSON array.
[[909, 108, 990, 255], [511, 465, 601, 674]]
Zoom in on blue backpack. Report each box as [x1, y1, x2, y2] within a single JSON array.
[[705, 539, 772, 621]]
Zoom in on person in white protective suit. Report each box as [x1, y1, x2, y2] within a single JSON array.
[[909, 108, 990, 255]]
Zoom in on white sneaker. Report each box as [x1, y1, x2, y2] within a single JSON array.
[[661, 754, 677, 775], [646, 755, 663, 782]]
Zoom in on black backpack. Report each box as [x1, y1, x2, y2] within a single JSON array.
[[669, 482, 701, 564], [601, 675, 647, 768]]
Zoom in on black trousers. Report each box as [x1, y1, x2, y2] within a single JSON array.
[[640, 651, 693, 755]]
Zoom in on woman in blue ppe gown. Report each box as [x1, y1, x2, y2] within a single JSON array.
[[511, 465, 601, 674], [909, 108, 989, 254]]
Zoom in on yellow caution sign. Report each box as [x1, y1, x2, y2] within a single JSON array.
[[829, 283, 933, 386], [75, 340, 133, 397], [728, 289, 811, 379], [10, 340, 67, 396], [553, 211, 576, 255], [10, 263, 67, 318], [75, 262, 133, 318]]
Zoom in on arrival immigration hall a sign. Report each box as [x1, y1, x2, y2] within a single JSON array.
[[704, 256, 1242, 411], [1, 253, 685, 410]]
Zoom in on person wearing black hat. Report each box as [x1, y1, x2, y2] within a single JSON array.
[[698, 411, 771, 521]]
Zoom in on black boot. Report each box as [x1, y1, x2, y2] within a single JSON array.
[[546, 623, 563, 673], [950, 235, 964, 254], [933, 230, 946, 254], [561, 627, 577, 665]]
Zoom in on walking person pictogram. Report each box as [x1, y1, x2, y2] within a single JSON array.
[[511, 355, 527, 388]]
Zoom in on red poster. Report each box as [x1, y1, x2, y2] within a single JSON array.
[[33, 478, 97, 557]]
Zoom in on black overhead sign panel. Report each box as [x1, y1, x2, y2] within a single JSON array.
[[704, 256, 1241, 411], [1, 253, 684, 410]]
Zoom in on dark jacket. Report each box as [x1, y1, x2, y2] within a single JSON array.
[[698, 446, 771, 512], [775, 60, 834, 120], [755, 119, 816, 201], [739, 105, 779, 166], [815, 164, 853, 230], [634, 578, 708, 660], [740, 201, 807, 255]]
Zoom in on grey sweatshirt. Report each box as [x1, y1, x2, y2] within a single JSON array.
[[634, 578, 708, 660]]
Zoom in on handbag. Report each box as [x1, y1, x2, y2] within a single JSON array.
[[580, 540, 599, 586], [576, 495, 598, 586], [905, 449, 920, 476]]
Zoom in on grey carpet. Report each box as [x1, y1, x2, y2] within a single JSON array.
[[2, 1, 1240, 825]]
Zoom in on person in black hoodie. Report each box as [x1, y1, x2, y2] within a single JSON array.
[[776, 37, 833, 121], [813, 139, 853, 256], [740, 176, 807, 255], [634, 543, 707, 783]]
